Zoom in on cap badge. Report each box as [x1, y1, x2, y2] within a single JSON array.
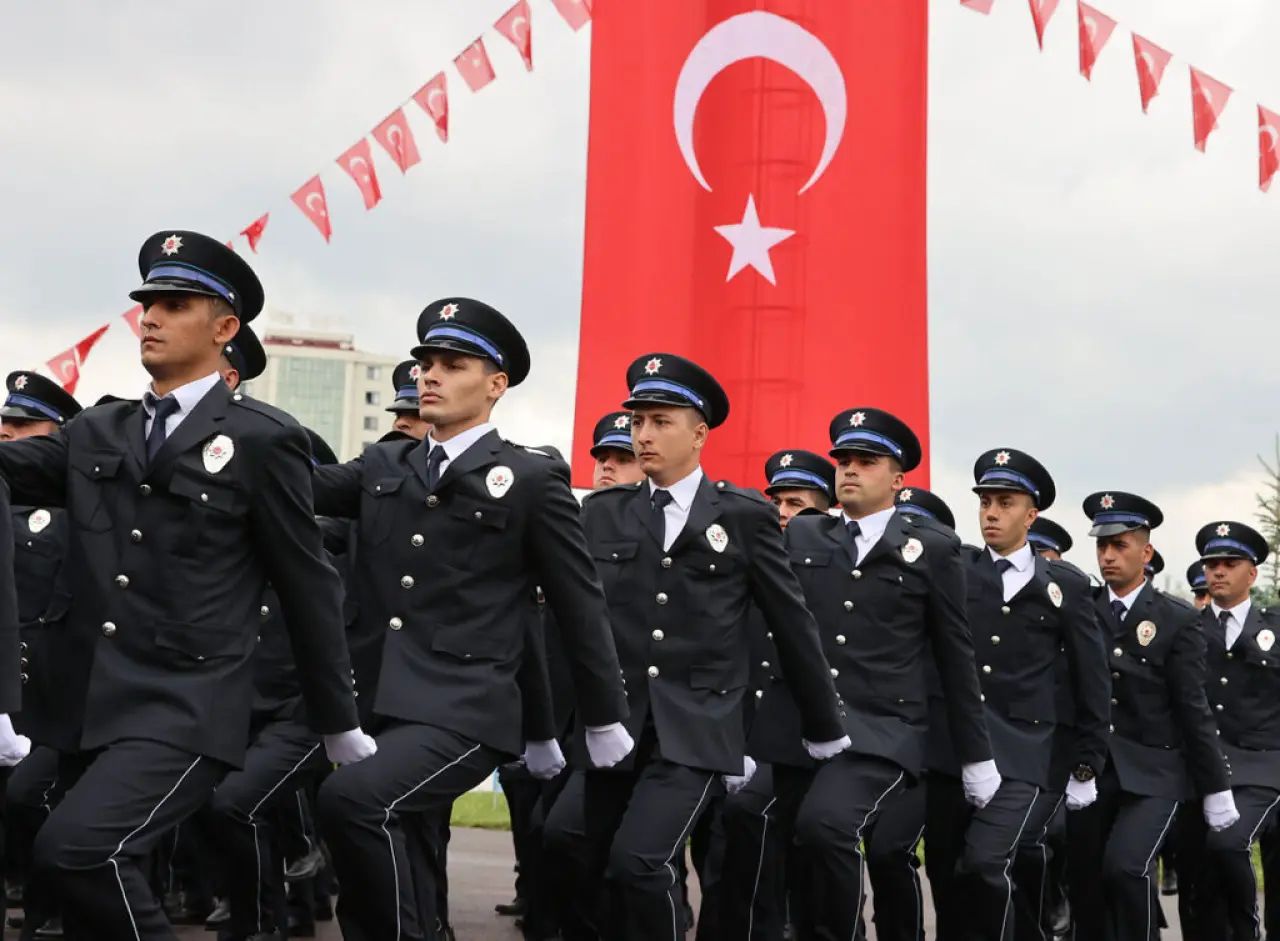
[[438, 302, 459, 321], [706, 523, 729, 553], [13, 375, 27, 391], [160, 234, 183, 256], [1259, 629, 1276, 652], [848, 411, 866, 427], [1216, 523, 1231, 537], [613, 415, 630, 430], [202, 434, 235, 474], [779, 453, 793, 468], [1136, 620, 1157, 646], [1100, 494, 1115, 510], [409, 364, 422, 380], [994, 451, 1011, 466], [899, 488, 913, 502], [486, 465, 515, 499], [644, 357, 663, 376], [27, 509, 51, 535], [1047, 582, 1063, 608], [902, 537, 924, 564]]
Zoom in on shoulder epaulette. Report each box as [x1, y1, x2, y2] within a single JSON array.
[[714, 480, 770, 504], [229, 392, 292, 427]]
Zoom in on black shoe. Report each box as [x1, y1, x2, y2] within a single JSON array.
[[33, 917, 64, 939], [6, 883, 24, 906], [497, 896, 529, 916], [204, 899, 230, 927], [1160, 869, 1178, 895], [284, 846, 325, 883], [165, 891, 213, 925], [7, 913, 23, 930], [1048, 897, 1071, 937], [287, 913, 317, 937], [244, 933, 283, 941]]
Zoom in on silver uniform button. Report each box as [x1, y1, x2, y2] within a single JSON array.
[[652, 630, 664, 641], [412, 534, 424, 547], [427, 495, 440, 508], [1215, 704, 1224, 712], [755, 689, 763, 699], [830, 667, 839, 678], [648, 666, 659, 678], [474, 511, 483, 520], [390, 617, 403, 630], [991, 636, 1001, 645], [130, 530, 142, 543], [261, 605, 270, 617], [1113, 647, 1123, 657], [661, 557, 672, 568], [982, 664, 992, 674], [1220, 677, 1228, 685], [844, 600, 853, 611], [102, 622, 117, 637], [656, 592, 668, 605], [115, 574, 130, 588], [200, 493, 209, 503], [761, 661, 770, 669], [401, 576, 415, 589], [852, 570, 863, 579], [836, 634, 846, 645], [1001, 606, 1011, 615], [139, 484, 151, 496], [1110, 698, 1118, 706]]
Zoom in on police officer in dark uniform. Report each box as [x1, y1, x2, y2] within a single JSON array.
[[0, 476, 26, 732], [1182, 521, 1280, 940], [775, 409, 991, 941], [579, 354, 845, 941], [386, 360, 431, 440], [1188, 562, 1210, 610], [0, 230, 367, 940], [1067, 492, 1236, 941], [1028, 517, 1072, 561], [219, 323, 267, 393], [1147, 548, 1165, 581], [310, 298, 631, 941]]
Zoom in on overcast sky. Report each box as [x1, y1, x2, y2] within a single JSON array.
[[2, 0, 1278, 587]]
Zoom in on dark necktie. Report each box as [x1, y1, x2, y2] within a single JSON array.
[[145, 396, 181, 462], [649, 488, 673, 547], [994, 558, 1014, 575], [1218, 609, 1232, 637], [846, 519, 862, 566], [1111, 600, 1127, 623], [425, 445, 446, 493]]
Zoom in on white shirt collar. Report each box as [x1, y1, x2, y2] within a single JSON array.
[[989, 542, 1034, 572], [427, 421, 496, 462], [1108, 581, 1145, 610], [842, 505, 896, 541], [650, 465, 703, 510], [142, 372, 221, 418], [1211, 597, 1252, 625]]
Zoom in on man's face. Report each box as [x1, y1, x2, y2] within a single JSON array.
[[139, 294, 237, 375], [393, 414, 431, 440], [978, 491, 1038, 554], [630, 407, 705, 479], [1096, 531, 1152, 591], [592, 447, 643, 489], [416, 351, 505, 428], [0, 417, 57, 441], [1193, 590, 1212, 611], [834, 453, 901, 515], [769, 488, 827, 529], [1204, 557, 1257, 607]]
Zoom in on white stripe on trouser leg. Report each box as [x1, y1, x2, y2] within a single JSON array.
[[908, 824, 926, 941], [745, 797, 777, 940], [108, 757, 204, 941], [1140, 804, 1178, 941], [849, 771, 906, 941], [296, 790, 314, 853], [379, 742, 483, 941], [1247, 793, 1280, 938], [662, 775, 716, 941], [1030, 793, 1064, 941], [996, 788, 1040, 941], [245, 743, 321, 934]]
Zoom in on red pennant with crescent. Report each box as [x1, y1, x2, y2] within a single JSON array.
[[496, 0, 534, 72], [1132, 34, 1172, 114], [291, 176, 333, 242], [1077, 3, 1116, 80], [373, 109, 421, 174], [338, 139, 383, 210], [1190, 68, 1232, 154], [455, 38, 496, 92], [412, 73, 449, 143]]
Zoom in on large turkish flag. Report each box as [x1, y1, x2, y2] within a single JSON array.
[[571, 1, 929, 491]]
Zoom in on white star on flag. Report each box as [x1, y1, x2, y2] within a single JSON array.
[[1216, 524, 1231, 537], [713, 195, 795, 286], [161, 234, 183, 256]]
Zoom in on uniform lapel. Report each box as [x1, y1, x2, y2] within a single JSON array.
[[626, 484, 664, 549], [822, 512, 855, 569], [1010, 552, 1053, 605], [406, 438, 433, 491], [669, 475, 722, 555], [434, 430, 503, 492], [1095, 589, 1124, 636], [857, 510, 908, 569], [1200, 605, 1226, 651], [119, 401, 148, 478], [147, 382, 231, 479]]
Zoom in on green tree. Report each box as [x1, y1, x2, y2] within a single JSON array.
[[1254, 435, 1280, 605]]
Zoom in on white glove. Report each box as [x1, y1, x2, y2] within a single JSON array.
[[1204, 789, 1240, 832], [523, 740, 566, 780], [962, 759, 1002, 809], [324, 728, 377, 766], [723, 756, 757, 795], [585, 722, 635, 768], [1064, 776, 1098, 811], [803, 735, 852, 761], [0, 714, 30, 768]]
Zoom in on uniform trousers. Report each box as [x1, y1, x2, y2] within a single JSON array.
[[315, 720, 499, 941], [499, 763, 544, 906], [29, 740, 228, 941], [199, 717, 324, 938], [863, 777, 928, 941], [1261, 818, 1279, 941], [1011, 789, 1066, 941], [543, 769, 594, 941], [404, 805, 454, 937], [924, 773, 1040, 941], [1193, 785, 1280, 941], [582, 724, 722, 941], [781, 751, 907, 941], [1065, 768, 1179, 941], [709, 763, 786, 941], [5, 746, 60, 890], [276, 786, 319, 867]]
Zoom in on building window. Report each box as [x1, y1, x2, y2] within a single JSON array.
[[363, 416, 379, 431], [366, 365, 382, 381], [365, 391, 380, 406]]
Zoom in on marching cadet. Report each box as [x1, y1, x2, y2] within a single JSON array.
[[578, 354, 846, 941], [926, 449, 1110, 941], [590, 410, 642, 490], [1185, 521, 1280, 940], [310, 298, 631, 941], [0, 230, 368, 940], [1028, 516, 1072, 561], [778, 408, 992, 941], [386, 360, 431, 439], [0, 477, 26, 742], [1188, 562, 1211, 609], [1147, 548, 1166, 581], [762, 448, 835, 527], [1067, 492, 1237, 941]]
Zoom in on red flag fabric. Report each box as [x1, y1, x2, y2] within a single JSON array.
[[1028, 0, 1060, 50], [455, 39, 497, 92], [412, 73, 450, 143], [550, 0, 592, 31], [1260, 106, 1280, 192], [960, 0, 995, 13], [122, 304, 144, 339], [292, 176, 333, 242], [373, 109, 421, 173], [572, 2, 929, 488], [496, 0, 534, 71], [46, 346, 80, 394], [1077, 3, 1116, 80], [1190, 68, 1232, 153], [338, 139, 383, 209], [241, 213, 269, 252], [1132, 34, 1172, 113]]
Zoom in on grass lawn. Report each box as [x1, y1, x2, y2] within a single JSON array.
[[451, 791, 512, 830]]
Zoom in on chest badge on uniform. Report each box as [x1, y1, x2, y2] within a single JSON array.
[[1047, 582, 1063, 608], [1136, 620, 1157, 646], [202, 435, 235, 474], [1259, 629, 1275, 652], [706, 523, 729, 553], [901, 537, 923, 564], [27, 509, 51, 534], [486, 465, 515, 499]]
